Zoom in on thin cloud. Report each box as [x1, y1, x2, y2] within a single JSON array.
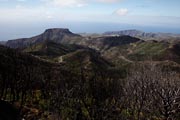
[[96, 0, 122, 3], [115, 8, 128, 16], [17, 0, 26, 2], [42, 0, 87, 7], [41, 0, 122, 8]]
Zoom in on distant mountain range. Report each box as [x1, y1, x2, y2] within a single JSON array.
[[1, 29, 180, 49], [0, 28, 180, 64], [103, 29, 180, 40], [2, 28, 141, 49]]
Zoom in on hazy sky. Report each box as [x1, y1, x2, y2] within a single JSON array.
[[0, 0, 180, 40]]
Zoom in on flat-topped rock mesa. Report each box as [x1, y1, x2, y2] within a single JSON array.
[[6, 28, 81, 48]]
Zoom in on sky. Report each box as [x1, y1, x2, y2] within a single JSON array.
[[0, 0, 180, 40]]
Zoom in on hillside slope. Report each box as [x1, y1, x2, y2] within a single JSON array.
[[23, 41, 85, 59], [102, 40, 180, 64]]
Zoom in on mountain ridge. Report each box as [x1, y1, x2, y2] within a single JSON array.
[[103, 29, 180, 40], [5, 28, 82, 49]]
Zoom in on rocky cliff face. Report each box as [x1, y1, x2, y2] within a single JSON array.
[[39, 28, 80, 42]]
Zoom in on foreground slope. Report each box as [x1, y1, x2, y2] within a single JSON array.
[[0, 44, 127, 119]]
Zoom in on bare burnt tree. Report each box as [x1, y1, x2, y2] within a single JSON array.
[[151, 69, 180, 120], [125, 62, 180, 120], [125, 64, 154, 119]]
